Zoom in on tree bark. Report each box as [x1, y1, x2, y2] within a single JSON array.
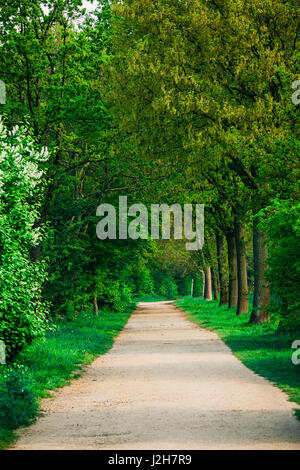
[[226, 232, 238, 309], [211, 266, 219, 301], [204, 266, 213, 301], [249, 219, 270, 324], [200, 270, 205, 297], [234, 219, 249, 315], [216, 232, 228, 306], [93, 293, 99, 316]]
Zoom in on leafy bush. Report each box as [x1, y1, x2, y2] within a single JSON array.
[[133, 267, 154, 296], [0, 365, 38, 430], [193, 276, 203, 297], [0, 121, 49, 359], [95, 272, 134, 313], [177, 277, 192, 296], [158, 277, 178, 299]]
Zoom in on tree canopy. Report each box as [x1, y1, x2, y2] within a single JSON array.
[[0, 0, 299, 359]]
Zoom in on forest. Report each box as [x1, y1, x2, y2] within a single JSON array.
[[0, 0, 299, 449]]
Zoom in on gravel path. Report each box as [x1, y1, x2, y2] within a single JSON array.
[[11, 301, 300, 450]]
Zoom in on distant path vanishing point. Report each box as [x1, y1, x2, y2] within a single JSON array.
[[11, 301, 300, 450]]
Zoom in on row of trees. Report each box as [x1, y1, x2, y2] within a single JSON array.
[[106, 0, 299, 324], [0, 0, 197, 359], [0, 0, 299, 358], [0, 1, 142, 358]]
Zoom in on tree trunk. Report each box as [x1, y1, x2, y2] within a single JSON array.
[[216, 232, 228, 306], [234, 219, 249, 315], [93, 293, 99, 316], [190, 278, 194, 297], [249, 219, 269, 324], [200, 270, 205, 297], [226, 232, 238, 309], [204, 267, 212, 301], [211, 266, 219, 301]]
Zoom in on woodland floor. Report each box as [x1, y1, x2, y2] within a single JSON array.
[[11, 301, 300, 450]]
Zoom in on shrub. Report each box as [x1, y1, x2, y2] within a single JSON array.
[[133, 267, 154, 296], [177, 277, 192, 296], [0, 121, 49, 359], [0, 365, 38, 430], [158, 278, 178, 299]]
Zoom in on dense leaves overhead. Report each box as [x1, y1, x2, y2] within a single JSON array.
[[0, 0, 299, 362]]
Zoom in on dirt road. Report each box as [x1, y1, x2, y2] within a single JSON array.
[[11, 301, 300, 450]]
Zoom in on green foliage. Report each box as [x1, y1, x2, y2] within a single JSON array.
[[0, 1, 199, 323], [161, 278, 178, 299], [97, 277, 134, 313], [0, 121, 49, 359], [177, 277, 192, 297], [131, 266, 154, 296], [258, 200, 300, 330], [108, 0, 299, 322], [0, 4, 298, 451], [0, 364, 38, 430], [193, 276, 203, 297], [0, 1, 137, 318]]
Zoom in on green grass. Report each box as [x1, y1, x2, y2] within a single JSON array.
[[177, 297, 300, 420], [0, 308, 133, 449], [0, 429, 15, 449]]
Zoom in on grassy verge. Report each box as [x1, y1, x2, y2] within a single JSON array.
[[0, 308, 133, 449], [176, 297, 300, 420]]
